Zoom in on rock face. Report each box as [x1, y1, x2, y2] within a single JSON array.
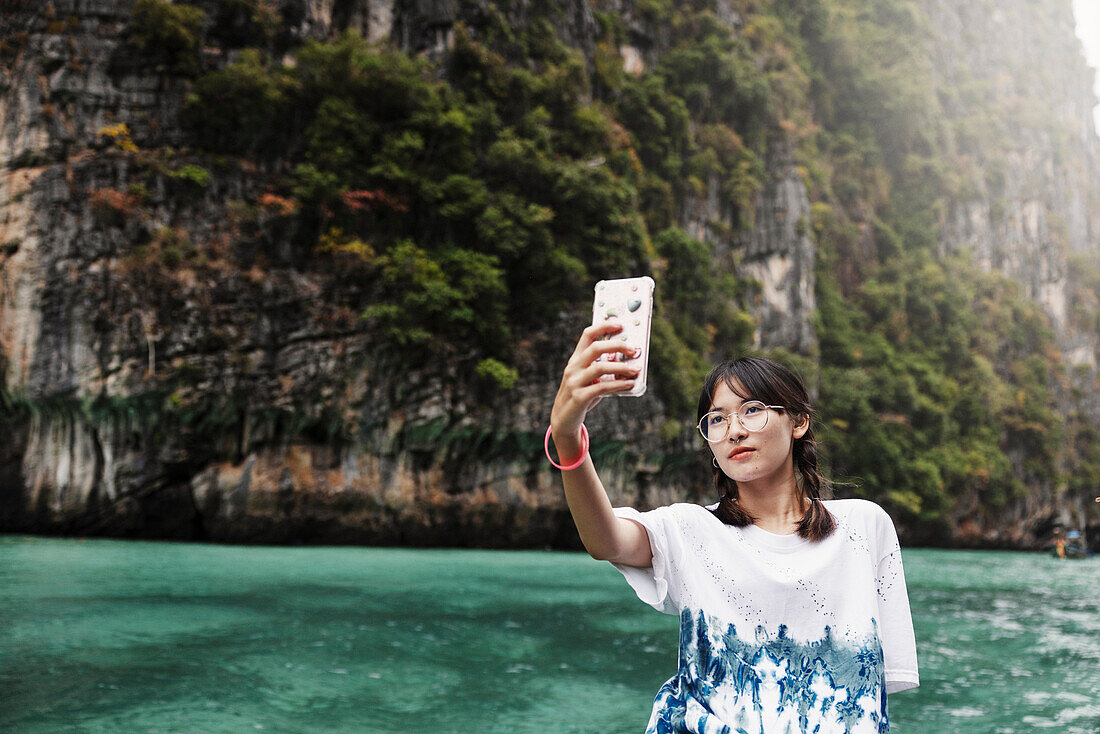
[[738, 148, 817, 354], [0, 0, 1097, 549], [930, 1, 1100, 347], [921, 0, 1100, 546]]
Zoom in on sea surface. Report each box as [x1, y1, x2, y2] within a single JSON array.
[[1, 536, 1097, 734]]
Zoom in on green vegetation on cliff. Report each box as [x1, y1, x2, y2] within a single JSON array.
[[180, 3, 768, 412], [772, 0, 1073, 526], [65, 0, 1088, 533]]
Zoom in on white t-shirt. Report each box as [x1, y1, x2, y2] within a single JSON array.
[[612, 498, 919, 734]]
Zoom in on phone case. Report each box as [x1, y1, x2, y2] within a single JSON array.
[[592, 276, 655, 397]]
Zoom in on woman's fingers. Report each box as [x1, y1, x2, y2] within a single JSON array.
[[575, 359, 640, 388], [572, 320, 628, 360], [572, 327, 636, 368], [573, 376, 635, 404], [562, 359, 637, 398], [587, 340, 640, 365]]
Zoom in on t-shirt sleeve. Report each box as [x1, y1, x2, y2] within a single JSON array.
[[609, 505, 684, 615], [874, 508, 920, 693]]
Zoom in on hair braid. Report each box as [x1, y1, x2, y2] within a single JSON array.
[[712, 471, 755, 526], [793, 430, 836, 539]]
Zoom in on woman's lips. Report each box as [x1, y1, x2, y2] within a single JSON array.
[[728, 448, 755, 460]]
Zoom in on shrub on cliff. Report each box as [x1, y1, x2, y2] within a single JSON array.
[[207, 0, 282, 50], [126, 0, 204, 76], [182, 49, 296, 157]]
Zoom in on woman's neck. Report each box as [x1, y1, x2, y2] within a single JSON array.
[[736, 470, 806, 535]]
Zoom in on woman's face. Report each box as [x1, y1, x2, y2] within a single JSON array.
[[707, 380, 808, 488]]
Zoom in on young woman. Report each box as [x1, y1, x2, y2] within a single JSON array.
[[549, 320, 919, 734]]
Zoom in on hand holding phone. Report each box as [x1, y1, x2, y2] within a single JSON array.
[[591, 276, 654, 397]]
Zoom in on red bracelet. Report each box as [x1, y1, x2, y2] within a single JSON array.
[[545, 424, 589, 471]]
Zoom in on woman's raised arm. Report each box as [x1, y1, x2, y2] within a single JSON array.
[[550, 321, 653, 568]]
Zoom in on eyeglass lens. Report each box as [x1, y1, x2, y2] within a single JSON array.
[[699, 402, 770, 441]]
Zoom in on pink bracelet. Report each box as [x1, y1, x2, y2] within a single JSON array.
[[545, 424, 590, 471]]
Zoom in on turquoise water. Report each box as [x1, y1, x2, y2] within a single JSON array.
[[1, 537, 1097, 733]]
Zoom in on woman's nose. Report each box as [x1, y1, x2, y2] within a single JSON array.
[[728, 421, 748, 442]]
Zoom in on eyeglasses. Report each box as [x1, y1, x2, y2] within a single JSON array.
[[697, 401, 785, 442]]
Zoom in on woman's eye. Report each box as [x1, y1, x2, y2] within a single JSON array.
[[744, 406, 761, 414], [709, 415, 726, 426]]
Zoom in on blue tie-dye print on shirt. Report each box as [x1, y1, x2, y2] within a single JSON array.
[[646, 609, 888, 734]]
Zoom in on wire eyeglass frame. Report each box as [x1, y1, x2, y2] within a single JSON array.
[[697, 401, 785, 442]]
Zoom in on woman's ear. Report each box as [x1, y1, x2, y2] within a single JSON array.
[[792, 413, 810, 440]]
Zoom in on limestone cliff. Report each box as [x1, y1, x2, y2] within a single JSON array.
[[0, 0, 1097, 550], [0, 0, 725, 545]]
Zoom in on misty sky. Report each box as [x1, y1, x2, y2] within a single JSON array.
[[1074, 0, 1100, 133]]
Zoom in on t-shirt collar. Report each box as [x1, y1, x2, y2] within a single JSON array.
[[741, 523, 809, 551]]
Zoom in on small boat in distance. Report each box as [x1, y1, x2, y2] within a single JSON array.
[[1052, 529, 1089, 559]]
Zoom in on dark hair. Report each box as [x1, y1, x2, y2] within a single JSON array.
[[697, 356, 836, 541]]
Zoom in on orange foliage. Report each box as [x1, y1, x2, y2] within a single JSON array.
[[88, 188, 141, 219], [340, 189, 407, 213], [257, 192, 297, 215]]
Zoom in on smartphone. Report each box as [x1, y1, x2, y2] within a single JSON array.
[[592, 276, 654, 397]]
